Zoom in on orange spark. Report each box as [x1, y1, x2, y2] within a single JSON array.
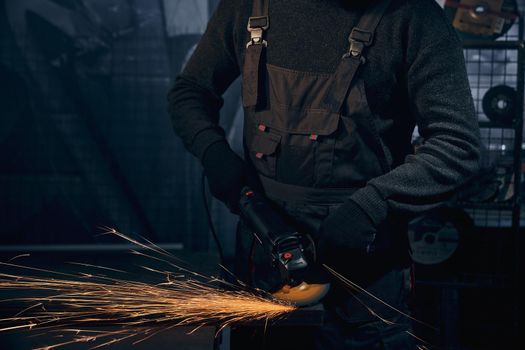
[[0, 229, 296, 349]]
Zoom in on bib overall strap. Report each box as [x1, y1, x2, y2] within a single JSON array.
[[323, 0, 392, 113], [242, 0, 270, 108]]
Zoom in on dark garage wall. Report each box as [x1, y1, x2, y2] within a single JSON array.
[[0, 0, 237, 251]]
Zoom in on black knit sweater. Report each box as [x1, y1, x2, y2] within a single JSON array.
[[167, 0, 481, 225]]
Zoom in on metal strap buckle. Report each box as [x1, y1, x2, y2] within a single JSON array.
[[342, 41, 366, 62], [246, 16, 269, 48], [343, 40, 365, 59], [342, 28, 372, 61]]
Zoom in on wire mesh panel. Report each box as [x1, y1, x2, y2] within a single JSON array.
[[459, 13, 524, 227], [412, 6, 524, 349]]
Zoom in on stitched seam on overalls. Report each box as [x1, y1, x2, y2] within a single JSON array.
[[266, 63, 334, 77]]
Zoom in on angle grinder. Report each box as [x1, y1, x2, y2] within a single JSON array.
[[239, 187, 330, 306]]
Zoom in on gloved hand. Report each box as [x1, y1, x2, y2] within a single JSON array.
[[201, 140, 248, 214], [317, 199, 377, 263]]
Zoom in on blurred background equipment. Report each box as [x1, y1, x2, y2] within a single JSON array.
[[444, 0, 519, 40], [482, 84, 518, 125], [408, 207, 473, 267]]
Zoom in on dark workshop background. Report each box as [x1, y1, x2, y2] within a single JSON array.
[[0, 0, 524, 349]]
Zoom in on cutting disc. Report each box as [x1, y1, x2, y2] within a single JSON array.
[[272, 282, 330, 307], [408, 208, 473, 266], [444, 0, 519, 41], [409, 220, 459, 265]]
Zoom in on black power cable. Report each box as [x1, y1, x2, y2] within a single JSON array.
[[201, 172, 225, 264]]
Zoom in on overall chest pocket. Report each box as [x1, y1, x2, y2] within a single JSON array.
[[248, 129, 280, 178], [247, 108, 342, 186]]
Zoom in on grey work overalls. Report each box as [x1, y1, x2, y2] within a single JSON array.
[[231, 0, 415, 349]]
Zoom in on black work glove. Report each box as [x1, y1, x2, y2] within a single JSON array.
[[201, 140, 248, 214], [317, 199, 377, 264]]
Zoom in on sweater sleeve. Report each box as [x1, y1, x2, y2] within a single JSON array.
[[167, 0, 241, 161], [349, 0, 481, 225]]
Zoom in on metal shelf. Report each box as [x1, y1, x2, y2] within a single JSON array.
[[478, 121, 519, 129], [462, 40, 525, 50], [452, 200, 516, 211], [416, 272, 512, 289]]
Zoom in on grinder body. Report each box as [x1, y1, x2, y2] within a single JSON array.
[[239, 187, 330, 306]]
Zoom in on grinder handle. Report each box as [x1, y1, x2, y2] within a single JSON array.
[[239, 187, 298, 246]]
